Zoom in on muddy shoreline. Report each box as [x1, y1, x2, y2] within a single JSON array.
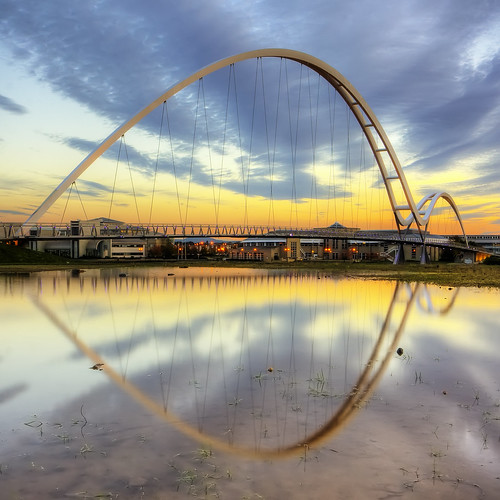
[[1, 259, 500, 288]]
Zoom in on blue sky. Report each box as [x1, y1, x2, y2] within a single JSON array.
[[0, 0, 499, 233]]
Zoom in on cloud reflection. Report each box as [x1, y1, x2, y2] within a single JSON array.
[[29, 270, 460, 459]]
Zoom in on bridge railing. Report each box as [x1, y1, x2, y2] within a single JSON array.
[[0, 221, 481, 254], [1, 222, 311, 240]]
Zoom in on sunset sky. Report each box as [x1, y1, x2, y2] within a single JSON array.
[[1, 0, 499, 234]]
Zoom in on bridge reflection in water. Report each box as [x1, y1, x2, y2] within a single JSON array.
[[28, 268, 458, 458]]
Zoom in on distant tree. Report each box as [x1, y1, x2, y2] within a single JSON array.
[[483, 255, 500, 265], [148, 239, 176, 259], [148, 245, 163, 258]]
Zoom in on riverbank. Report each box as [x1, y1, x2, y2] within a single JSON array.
[[2, 240, 500, 287], [1, 257, 500, 288]]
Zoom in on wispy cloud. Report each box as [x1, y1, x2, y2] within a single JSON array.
[[0, 208, 30, 216], [0, 94, 27, 114]]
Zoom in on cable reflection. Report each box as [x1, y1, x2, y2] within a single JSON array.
[[31, 274, 457, 459]]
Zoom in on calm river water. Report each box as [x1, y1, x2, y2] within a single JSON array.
[[1, 267, 499, 499]]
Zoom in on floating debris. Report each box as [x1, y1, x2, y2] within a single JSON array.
[[267, 367, 274, 373], [89, 363, 104, 371], [396, 347, 404, 356]]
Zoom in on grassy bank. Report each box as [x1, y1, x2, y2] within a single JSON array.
[[1, 243, 500, 288], [0, 243, 72, 265]]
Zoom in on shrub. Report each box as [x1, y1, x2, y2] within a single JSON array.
[[483, 255, 500, 265]]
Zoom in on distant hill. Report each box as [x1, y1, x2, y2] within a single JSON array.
[[0, 243, 72, 264]]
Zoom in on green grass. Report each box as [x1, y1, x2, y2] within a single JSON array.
[[0, 242, 72, 265]]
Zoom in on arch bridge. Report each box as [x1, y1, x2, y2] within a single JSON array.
[[3, 49, 473, 262]]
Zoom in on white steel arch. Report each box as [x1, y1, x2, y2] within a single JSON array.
[[23, 48, 468, 242]]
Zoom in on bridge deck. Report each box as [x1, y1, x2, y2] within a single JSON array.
[[0, 222, 476, 252]]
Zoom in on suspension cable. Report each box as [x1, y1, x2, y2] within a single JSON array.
[[284, 60, 298, 227], [270, 59, 284, 227], [59, 182, 74, 226], [122, 135, 141, 224], [245, 58, 260, 227], [149, 101, 167, 225], [231, 64, 247, 228], [200, 78, 217, 225], [73, 181, 89, 221], [258, 57, 275, 227], [342, 103, 351, 226], [307, 71, 321, 228], [217, 65, 233, 224], [185, 79, 202, 226], [165, 101, 183, 224], [327, 86, 338, 225], [108, 137, 123, 220]]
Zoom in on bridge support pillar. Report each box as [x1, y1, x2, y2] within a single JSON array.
[[420, 246, 430, 265], [71, 239, 80, 259], [393, 243, 405, 265]]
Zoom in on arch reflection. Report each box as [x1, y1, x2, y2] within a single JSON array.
[[32, 270, 457, 458]]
